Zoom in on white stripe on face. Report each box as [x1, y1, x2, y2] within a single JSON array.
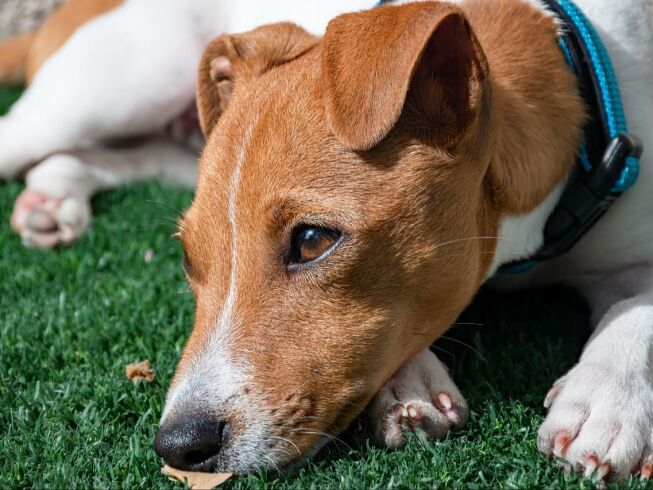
[[162, 117, 259, 422], [217, 117, 256, 334]]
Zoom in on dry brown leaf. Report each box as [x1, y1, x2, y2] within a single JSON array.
[[125, 360, 155, 383], [162, 465, 233, 489]]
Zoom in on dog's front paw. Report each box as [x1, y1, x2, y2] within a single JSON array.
[[538, 364, 653, 482], [368, 349, 468, 449], [11, 189, 91, 249]]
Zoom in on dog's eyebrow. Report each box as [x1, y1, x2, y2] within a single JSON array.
[[269, 196, 360, 232]]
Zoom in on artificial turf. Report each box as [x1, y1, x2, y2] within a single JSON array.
[[0, 86, 650, 490]]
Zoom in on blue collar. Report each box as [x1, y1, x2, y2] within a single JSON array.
[[376, 0, 642, 272], [501, 0, 642, 272]]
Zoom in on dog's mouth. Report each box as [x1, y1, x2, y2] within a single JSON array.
[[155, 388, 370, 475], [271, 397, 375, 474]]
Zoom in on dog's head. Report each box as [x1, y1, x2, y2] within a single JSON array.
[[154, 1, 579, 474]]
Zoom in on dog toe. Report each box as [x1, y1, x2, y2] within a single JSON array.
[[10, 190, 48, 230], [539, 364, 653, 483], [369, 350, 468, 449], [25, 209, 58, 233], [11, 190, 90, 248], [433, 392, 467, 428]]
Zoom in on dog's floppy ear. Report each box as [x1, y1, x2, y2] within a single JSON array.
[[197, 23, 318, 137], [323, 3, 489, 151]]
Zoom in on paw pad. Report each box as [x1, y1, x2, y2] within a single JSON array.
[[11, 189, 90, 248]]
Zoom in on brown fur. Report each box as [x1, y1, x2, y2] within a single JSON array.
[[198, 23, 319, 137], [323, 3, 488, 150], [173, 0, 586, 464], [0, 0, 122, 85], [0, 33, 36, 85]]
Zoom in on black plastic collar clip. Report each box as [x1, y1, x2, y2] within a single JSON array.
[[501, 133, 642, 273]]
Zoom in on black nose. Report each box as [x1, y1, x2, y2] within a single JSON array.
[[154, 414, 228, 471]]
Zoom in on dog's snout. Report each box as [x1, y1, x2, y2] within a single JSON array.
[[154, 414, 228, 471]]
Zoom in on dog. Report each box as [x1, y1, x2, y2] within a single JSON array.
[[0, 0, 374, 248], [3, 0, 652, 483], [150, 0, 653, 483]]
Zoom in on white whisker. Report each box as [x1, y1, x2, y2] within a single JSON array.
[[433, 236, 503, 251], [269, 435, 301, 455], [439, 335, 488, 363], [263, 454, 284, 476], [289, 428, 353, 452]]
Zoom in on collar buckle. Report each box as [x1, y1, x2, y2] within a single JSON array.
[[501, 134, 642, 273]]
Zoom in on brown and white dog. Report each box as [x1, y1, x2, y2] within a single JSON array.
[[152, 0, 653, 483], [2, 0, 653, 484]]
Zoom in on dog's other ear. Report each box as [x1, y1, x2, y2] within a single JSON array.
[[323, 3, 489, 151], [197, 23, 318, 136]]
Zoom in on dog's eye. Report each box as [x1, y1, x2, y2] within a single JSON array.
[[289, 226, 342, 267], [182, 252, 192, 276]]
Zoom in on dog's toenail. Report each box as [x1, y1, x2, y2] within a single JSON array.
[[537, 434, 551, 455], [584, 455, 599, 476], [553, 433, 570, 456], [407, 405, 418, 418], [437, 393, 452, 410], [596, 462, 611, 480]]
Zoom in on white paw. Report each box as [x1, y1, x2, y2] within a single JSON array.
[[369, 349, 468, 449], [11, 189, 91, 249], [538, 363, 653, 482]]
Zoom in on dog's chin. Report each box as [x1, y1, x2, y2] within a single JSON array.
[[274, 435, 332, 478], [270, 410, 370, 477], [215, 435, 330, 478]]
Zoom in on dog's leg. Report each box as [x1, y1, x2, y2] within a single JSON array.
[[0, 1, 202, 179], [538, 272, 653, 481], [11, 140, 197, 248], [368, 349, 468, 448]]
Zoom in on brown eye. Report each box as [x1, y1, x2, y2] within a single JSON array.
[[289, 226, 342, 267]]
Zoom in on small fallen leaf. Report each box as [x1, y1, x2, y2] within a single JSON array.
[[162, 465, 233, 489], [125, 360, 155, 383]]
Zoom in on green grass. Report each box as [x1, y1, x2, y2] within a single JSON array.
[[0, 87, 650, 489]]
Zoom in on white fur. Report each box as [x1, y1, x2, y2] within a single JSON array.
[[221, 119, 258, 330], [488, 183, 565, 277], [160, 335, 264, 473]]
